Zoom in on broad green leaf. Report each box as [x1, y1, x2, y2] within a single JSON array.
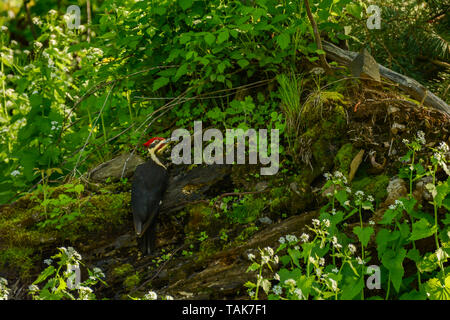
[[32, 266, 55, 285], [152, 77, 170, 91], [353, 226, 374, 247], [340, 276, 364, 300], [287, 248, 301, 267], [409, 218, 437, 241], [179, 0, 193, 11], [237, 59, 249, 69], [204, 33, 216, 46], [424, 276, 450, 300], [379, 208, 400, 225], [217, 29, 229, 44], [382, 248, 406, 292], [276, 32, 290, 50]]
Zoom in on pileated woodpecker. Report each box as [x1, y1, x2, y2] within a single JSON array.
[[131, 137, 172, 255]]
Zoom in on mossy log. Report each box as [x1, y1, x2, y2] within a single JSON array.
[[322, 41, 450, 116]]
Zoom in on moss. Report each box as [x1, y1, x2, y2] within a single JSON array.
[[334, 143, 356, 177], [184, 203, 215, 237], [351, 174, 390, 203], [112, 263, 134, 278], [0, 247, 36, 280], [197, 239, 221, 262], [123, 273, 141, 290], [235, 225, 259, 243], [0, 188, 131, 280]]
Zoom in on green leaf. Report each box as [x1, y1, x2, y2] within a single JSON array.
[[346, 3, 363, 19], [406, 249, 421, 263], [179, 0, 193, 11], [237, 59, 249, 69], [217, 29, 229, 44], [399, 290, 427, 300], [382, 248, 406, 292], [424, 276, 450, 300], [287, 248, 301, 267], [276, 32, 290, 50], [204, 33, 216, 46], [353, 226, 374, 247], [152, 77, 170, 91], [409, 218, 437, 241], [379, 208, 400, 225], [174, 63, 189, 81], [340, 276, 364, 300], [32, 266, 55, 285]]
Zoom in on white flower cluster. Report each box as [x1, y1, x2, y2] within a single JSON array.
[[144, 290, 158, 300], [0, 278, 10, 300], [78, 286, 93, 300], [332, 236, 342, 250], [416, 131, 426, 145], [434, 142, 450, 175], [285, 234, 298, 243], [59, 247, 82, 265], [388, 199, 405, 210], [310, 67, 325, 75], [324, 170, 348, 185], [11, 170, 21, 177], [32, 17, 43, 26]]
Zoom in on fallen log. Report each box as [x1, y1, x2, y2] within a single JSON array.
[[322, 41, 450, 116]]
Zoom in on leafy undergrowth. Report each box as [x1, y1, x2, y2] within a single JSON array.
[[1, 89, 449, 299]]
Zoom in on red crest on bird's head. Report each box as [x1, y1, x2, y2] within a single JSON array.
[[143, 137, 166, 148]]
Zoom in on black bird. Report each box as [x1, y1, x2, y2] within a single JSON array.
[[131, 137, 172, 255]]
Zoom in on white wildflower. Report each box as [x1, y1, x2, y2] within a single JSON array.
[[312, 219, 320, 228], [28, 284, 39, 292], [34, 41, 43, 49], [331, 268, 339, 273], [264, 247, 274, 257], [272, 285, 282, 295], [294, 288, 304, 299], [300, 233, 309, 243], [278, 236, 285, 244], [1, 26, 8, 32], [348, 244, 356, 255], [11, 170, 20, 177], [144, 291, 158, 300], [284, 279, 296, 287], [0, 278, 10, 300], [322, 219, 331, 228], [438, 142, 449, 153], [273, 255, 279, 264], [44, 259, 53, 265], [416, 131, 426, 145], [286, 234, 298, 243], [311, 67, 325, 75], [274, 273, 280, 281], [329, 278, 338, 292], [78, 286, 93, 300]]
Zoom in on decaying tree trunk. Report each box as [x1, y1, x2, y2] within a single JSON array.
[[322, 41, 450, 116]]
